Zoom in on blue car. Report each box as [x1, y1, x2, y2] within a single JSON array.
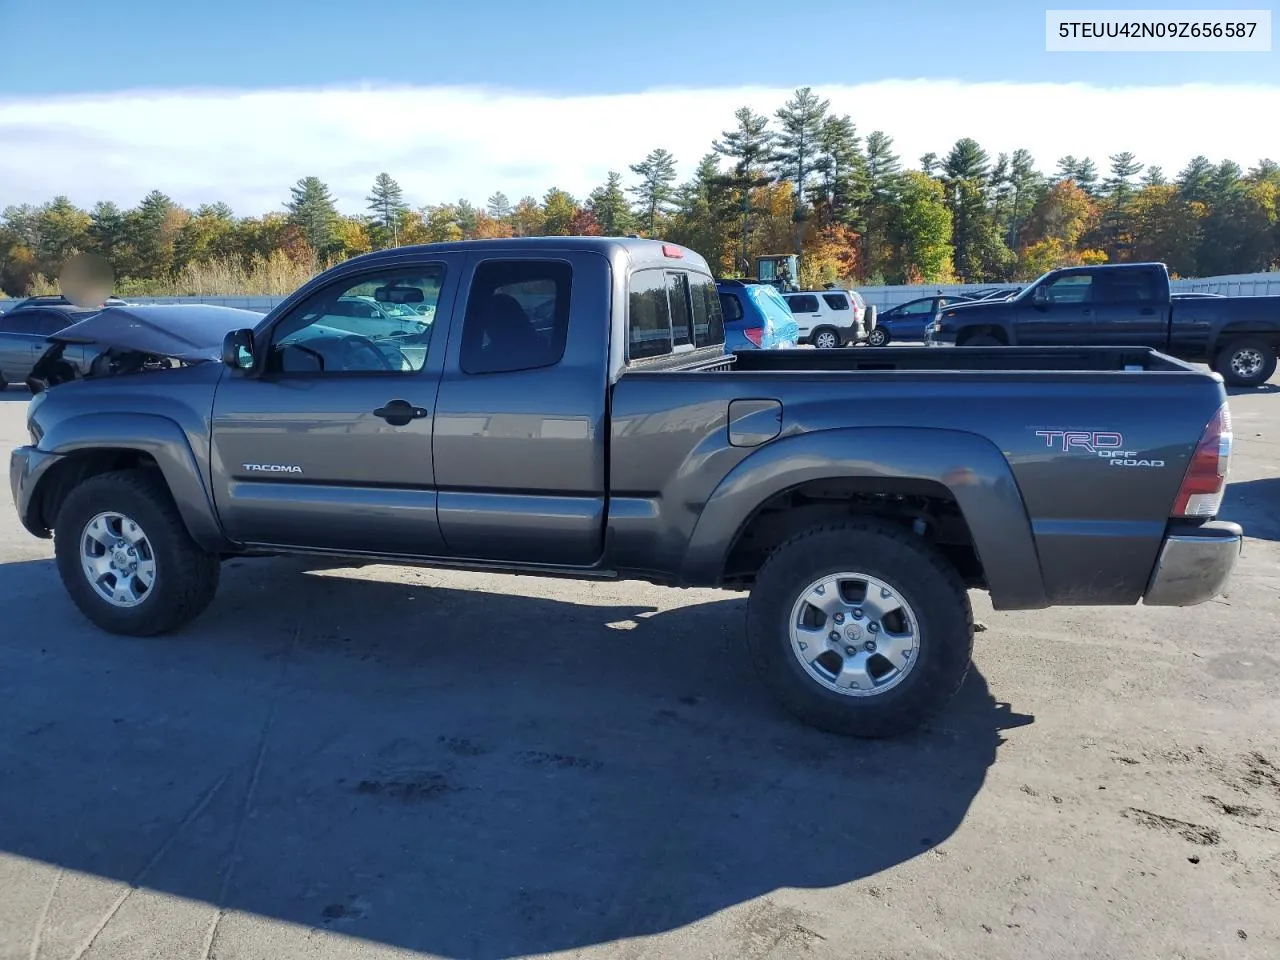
[[868, 295, 958, 346], [716, 279, 800, 351]]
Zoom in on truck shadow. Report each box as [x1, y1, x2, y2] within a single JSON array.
[[0, 556, 1031, 959], [1223, 477, 1280, 541]]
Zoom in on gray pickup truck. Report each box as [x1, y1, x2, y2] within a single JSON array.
[[10, 238, 1243, 737]]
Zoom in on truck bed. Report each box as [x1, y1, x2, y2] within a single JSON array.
[[726, 345, 1203, 376]]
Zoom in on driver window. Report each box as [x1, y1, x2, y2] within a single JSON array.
[[1043, 275, 1093, 304], [267, 266, 444, 374]]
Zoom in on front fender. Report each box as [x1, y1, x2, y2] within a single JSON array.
[[680, 427, 1048, 610], [35, 412, 227, 551]]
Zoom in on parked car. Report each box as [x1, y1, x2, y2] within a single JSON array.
[[1, 294, 129, 314], [782, 289, 873, 348], [716, 279, 800, 350], [12, 237, 1241, 738], [0, 302, 102, 389], [868, 295, 968, 346], [927, 261, 1280, 387]]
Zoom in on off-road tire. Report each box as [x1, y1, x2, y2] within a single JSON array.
[[1214, 337, 1277, 388], [53, 469, 221, 636], [746, 520, 974, 737]]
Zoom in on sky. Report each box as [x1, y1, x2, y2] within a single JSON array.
[[1, 0, 1276, 215]]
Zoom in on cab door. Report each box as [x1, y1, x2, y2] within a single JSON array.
[[209, 256, 462, 556], [1014, 273, 1096, 345]]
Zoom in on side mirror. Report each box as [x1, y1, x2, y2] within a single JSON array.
[[1032, 286, 1049, 306], [222, 329, 255, 370]]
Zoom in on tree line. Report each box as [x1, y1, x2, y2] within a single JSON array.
[[2, 86, 1278, 296]]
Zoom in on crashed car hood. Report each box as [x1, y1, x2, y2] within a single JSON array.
[[49, 304, 264, 361]]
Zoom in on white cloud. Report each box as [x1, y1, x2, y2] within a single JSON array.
[[3, 79, 1278, 216]]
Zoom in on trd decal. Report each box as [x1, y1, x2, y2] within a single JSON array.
[[1033, 430, 1165, 468]]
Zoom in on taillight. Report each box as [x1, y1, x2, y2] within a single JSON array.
[[1172, 402, 1233, 517], [743, 327, 764, 347]]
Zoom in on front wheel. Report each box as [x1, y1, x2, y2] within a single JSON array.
[[867, 327, 890, 347], [53, 469, 221, 636], [746, 520, 974, 737], [1215, 337, 1277, 388]]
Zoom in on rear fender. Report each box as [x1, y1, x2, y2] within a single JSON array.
[[35, 413, 227, 551], [681, 427, 1048, 610]]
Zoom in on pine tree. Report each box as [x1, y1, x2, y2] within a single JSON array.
[[486, 191, 513, 221], [366, 172, 408, 247], [288, 176, 339, 258], [815, 113, 869, 229], [1103, 152, 1143, 202], [713, 107, 775, 272], [628, 148, 679, 235], [1142, 166, 1168, 187], [455, 199, 479, 239], [772, 86, 831, 265], [586, 172, 635, 235], [1177, 156, 1215, 205], [1005, 149, 1045, 251]]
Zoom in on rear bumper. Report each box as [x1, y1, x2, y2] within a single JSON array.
[[1142, 520, 1243, 606], [10, 444, 62, 538]]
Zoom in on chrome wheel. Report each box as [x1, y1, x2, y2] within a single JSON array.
[[80, 512, 157, 608], [813, 330, 839, 349], [788, 571, 919, 697], [1231, 347, 1264, 380]]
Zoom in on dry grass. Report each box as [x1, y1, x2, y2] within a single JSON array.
[[170, 251, 323, 296], [24, 252, 330, 298]]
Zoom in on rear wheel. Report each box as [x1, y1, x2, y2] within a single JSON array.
[[53, 469, 221, 636], [812, 327, 840, 349], [962, 333, 1003, 347], [746, 520, 974, 737], [1214, 337, 1277, 388], [867, 327, 890, 347]]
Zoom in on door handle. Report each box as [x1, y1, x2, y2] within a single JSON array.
[[1081, 308, 1092, 316], [373, 399, 428, 426]]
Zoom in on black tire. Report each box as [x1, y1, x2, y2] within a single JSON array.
[[810, 327, 841, 349], [53, 469, 221, 636], [1214, 337, 1277, 388], [867, 327, 890, 347], [746, 520, 974, 738], [962, 333, 1003, 347]]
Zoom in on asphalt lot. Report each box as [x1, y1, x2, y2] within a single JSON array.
[[0, 377, 1277, 960]]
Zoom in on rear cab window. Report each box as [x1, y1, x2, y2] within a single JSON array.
[[460, 260, 572, 375], [628, 267, 724, 361]]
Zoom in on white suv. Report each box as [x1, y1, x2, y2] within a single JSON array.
[[782, 289, 876, 348]]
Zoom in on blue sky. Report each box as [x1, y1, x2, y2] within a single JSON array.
[[2, 0, 1271, 95]]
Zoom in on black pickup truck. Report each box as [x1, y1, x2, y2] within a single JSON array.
[[926, 262, 1280, 387], [11, 238, 1243, 737]]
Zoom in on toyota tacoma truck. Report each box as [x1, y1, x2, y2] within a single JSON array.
[[10, 238, 1243, 737], [926, 261, 1280, 387]]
